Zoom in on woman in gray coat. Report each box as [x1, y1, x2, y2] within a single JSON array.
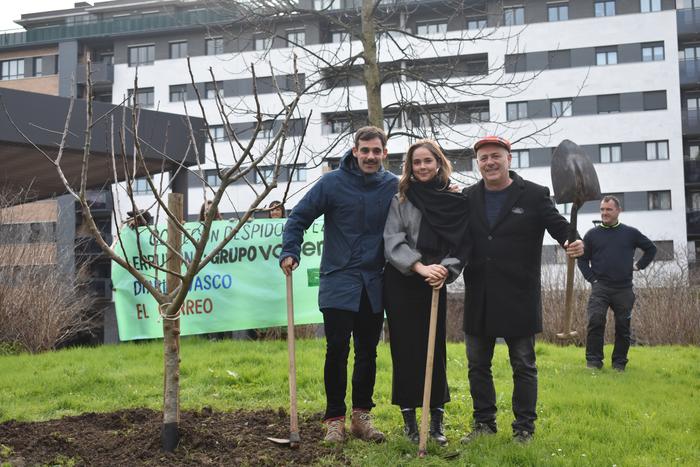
[[383, 140, 469, 445]]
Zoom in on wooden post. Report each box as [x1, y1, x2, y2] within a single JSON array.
[[162, 193, 183, 452]]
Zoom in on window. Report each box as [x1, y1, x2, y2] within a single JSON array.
[[327, 118, 351, 134], [511, 150, 530, 168], [643, 91, 666, 110], [598, 94, 620, 113], [468, 107, 490, 122], [594, 1, 615, 17], [548, 3, 569, 21], [256, 166, 275, 184], [169, 84, 186, 102], [128, 44, 155, 67], [255, 35, 271, 51], [384, 113, 402, 130], [210, 125, 226, 142], [642, 43, 664, 62], [689, 143, 700, 160], [286, 30, 306, 47], [32, 57, 42, 77], [1, 59, 24, 80], [205, 170, 221, 187], [314, 0, 340, 10], [416, 21, 447, 35], [640, 0, 661, 12], [678, 0, 700, 8], [648, 191, 671, 210], [331, 31, 349, 43], [289, 165, 307, 182], [206, 37, 224, 55], [205, 82, 223, 100], [680, 44, 700, 60], [128, 87, 154, 108], [419, 110, 451, 128], [507, 102, 528, 120], [596, 47, 618, 65], [133, 177, 150, 194], [467, 17, 487, 30], [556, 202, 573, 215], [600, 144, 622, 163], [169, 41, 187, 59], [551, 99, 573, 117], [646, 141, 669, 160], [688, 96, 700, 110], [504, 6, 525, 26]]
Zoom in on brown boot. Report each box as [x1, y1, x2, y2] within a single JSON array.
[[350, 409, 385, 443], [323, 417, 346, 443]]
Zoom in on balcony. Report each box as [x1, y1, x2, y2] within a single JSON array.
[[688, 209, 700, 237], [677, 8, 700, 36], [687, 159, 700, 185], [682, 109, 700, 135], [0, 8, 236, 49], [680, 59, 700, 87], [76, 61, 113, 87]]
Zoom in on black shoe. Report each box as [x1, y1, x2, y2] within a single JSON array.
[[460, 422, 496, 444], [429, 408, 448, 446], [586, 361, 603, 370], [513, 430, 533, 443], [612, 364, 625, 372], [401, 408, 419, 443]]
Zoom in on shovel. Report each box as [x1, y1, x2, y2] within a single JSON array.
[[551, 140, 602, 341], [267, 273, 300, 448], [418, 287, 441, 458]]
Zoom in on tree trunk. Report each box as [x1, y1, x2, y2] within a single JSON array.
[[162, 193, 183, 452], [361, 0, 383, 129]]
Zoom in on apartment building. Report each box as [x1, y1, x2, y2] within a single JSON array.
[[0, 0, 697, 276]]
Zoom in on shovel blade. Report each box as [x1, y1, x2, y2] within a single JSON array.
[[551, 140, 602, 204]]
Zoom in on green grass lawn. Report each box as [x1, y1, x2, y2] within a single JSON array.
[[1, 338, 699, 466]]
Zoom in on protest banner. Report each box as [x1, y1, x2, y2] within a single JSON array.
[[112, 218, 323, 341]]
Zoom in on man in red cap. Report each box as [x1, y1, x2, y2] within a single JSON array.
[[460, 136, 584, 443]]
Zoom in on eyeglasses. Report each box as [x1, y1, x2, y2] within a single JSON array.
[[358, 147, 384, 155]]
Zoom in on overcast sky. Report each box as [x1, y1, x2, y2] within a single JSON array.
[[1, 1, 78, 31]]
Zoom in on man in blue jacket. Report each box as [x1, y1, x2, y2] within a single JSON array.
[[577, 195, 656, 371], [280, 126, 398, 443]]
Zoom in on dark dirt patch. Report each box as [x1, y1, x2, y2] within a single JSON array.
[[0, 408, 348, 466]]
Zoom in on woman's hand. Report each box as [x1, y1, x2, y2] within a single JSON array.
[[412, 262, 448, 288]]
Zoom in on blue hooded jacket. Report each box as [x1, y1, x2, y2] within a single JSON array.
[[281, 149, 398, 314]]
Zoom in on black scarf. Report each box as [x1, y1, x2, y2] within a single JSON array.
[[405, 179, 470, 264]]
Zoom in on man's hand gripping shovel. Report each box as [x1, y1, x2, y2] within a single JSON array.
[[551, 140, 602, 341]]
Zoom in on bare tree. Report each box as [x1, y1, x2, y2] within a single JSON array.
[[4, 57, 307, 451], [202, 0, 569, 184]]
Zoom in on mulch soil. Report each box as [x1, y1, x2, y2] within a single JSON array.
[[0, 408, 349, 466]]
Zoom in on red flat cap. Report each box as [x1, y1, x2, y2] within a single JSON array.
[[474, 136, 511, 152]]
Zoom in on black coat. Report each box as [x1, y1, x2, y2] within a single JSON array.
[[463, 172, 570, 337]]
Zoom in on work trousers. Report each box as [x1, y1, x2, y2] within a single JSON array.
[[585, 282, 635, 369], [466, 334, 538, 434], [321, 288, 384, 420]]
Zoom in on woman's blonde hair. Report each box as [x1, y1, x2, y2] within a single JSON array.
[[398, 139, 452, 201]]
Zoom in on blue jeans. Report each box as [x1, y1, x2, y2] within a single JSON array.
[[466, 334, 538, 434]]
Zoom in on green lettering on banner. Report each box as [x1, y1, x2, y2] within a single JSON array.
[[111, 218, 324, 341]]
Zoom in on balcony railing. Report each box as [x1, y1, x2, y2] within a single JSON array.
[[677, 8, 700, 35], [686, 159, 700, 185], [682, 109, 700, 135], [688, 209, 700, 237], [0, 8, 235, 48], [680, 58, 700, 86], [76, 62, 114, 86]]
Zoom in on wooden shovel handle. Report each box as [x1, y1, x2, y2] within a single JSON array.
[[286, 274, 299, 439], [418, 287, 441, 456]]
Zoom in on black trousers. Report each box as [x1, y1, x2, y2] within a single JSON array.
[[321, 288, 384, 420], [466, 334, 537, 434], [586, 282, 635, 368]]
